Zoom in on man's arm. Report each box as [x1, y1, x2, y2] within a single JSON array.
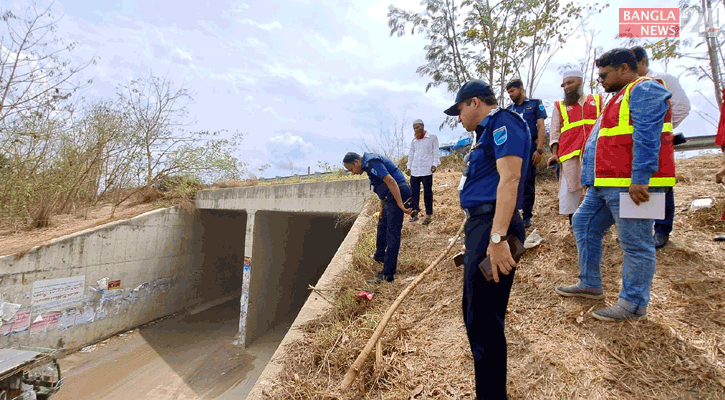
[[716, 146, 725, 184], [659, 72, 691, 128], [382, 175, 413, 215], [549, 105, 562, 164], [431, 135, 440, 171], [629, 80, 672, 204], [488, 155, 523, 282], [406, 140, 415, 175]]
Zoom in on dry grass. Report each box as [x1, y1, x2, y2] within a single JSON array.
[[265, 154, 725, 400]]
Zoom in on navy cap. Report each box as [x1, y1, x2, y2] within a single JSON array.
[[444, 80, 495, 116]]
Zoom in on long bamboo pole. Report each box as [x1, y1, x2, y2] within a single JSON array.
[[339, 218, 467, 392]]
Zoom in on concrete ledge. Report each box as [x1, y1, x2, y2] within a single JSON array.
[[244, 195, 377, 399], [195, 179, 370, 214]]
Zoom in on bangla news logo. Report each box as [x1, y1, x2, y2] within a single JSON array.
[[619, 8, 680, 37]]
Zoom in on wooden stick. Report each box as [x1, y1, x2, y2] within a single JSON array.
[[339, 218, 466, 392]]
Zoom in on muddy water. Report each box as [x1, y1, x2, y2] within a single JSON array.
[[52, 298, 291, 400]]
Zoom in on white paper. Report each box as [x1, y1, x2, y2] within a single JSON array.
[[619, 192, 665, 219]]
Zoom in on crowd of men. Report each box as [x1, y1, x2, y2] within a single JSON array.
[[343, 46, 707, 399]]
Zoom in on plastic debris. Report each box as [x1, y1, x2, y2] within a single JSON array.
[[524, 229, 543, 249], [0, 302, 21, 322], [690, 198, 714, 211], [356, 291, 375, 300], [81, 345, 97, 353], [97, 277, 109, 289], [405, 276, 416, 281]]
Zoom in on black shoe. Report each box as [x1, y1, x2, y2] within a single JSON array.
[[367, 273, 394, 284], [654, 232, 669, 249], [522, 218, 531, 229]]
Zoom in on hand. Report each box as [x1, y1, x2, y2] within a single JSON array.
[[716, 165, 725, 184], [406, 169, 411, 176], [431, 166, 437, 173], [629, 184, 650, 206], [548, 154, 559, 165], [532, 150, 543, 166], [379, 201, 385, 220], [401, 206, 414, 216], [486, 241, 516, 283]]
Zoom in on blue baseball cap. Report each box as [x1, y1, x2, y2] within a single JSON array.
[[444, 80, 495, 116]]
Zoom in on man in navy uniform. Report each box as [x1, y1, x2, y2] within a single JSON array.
[[445, 80, 530, 400], [506, 78, 547, 228], [343, 152, 413, 283]]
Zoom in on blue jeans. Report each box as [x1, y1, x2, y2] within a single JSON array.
[[462, 205, 524, 399], [374, 184, 412, 276], [572, 187, 659, 314], [410, 174, 433, 215], [654, 187, 674, 236]]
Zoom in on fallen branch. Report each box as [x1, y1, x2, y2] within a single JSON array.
[[339, 218, 466, 392]]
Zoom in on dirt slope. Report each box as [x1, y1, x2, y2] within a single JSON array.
[[268, 154, 725, 400]]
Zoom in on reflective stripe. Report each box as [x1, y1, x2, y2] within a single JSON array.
[[558, 150, 581, 162], [558, 95, 600, 133], [594, 176, 677, 187]]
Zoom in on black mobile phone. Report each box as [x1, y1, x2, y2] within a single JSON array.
[[453, 252, 465, 267]]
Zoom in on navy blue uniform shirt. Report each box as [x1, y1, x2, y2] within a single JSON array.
[[506, 98, 547, 143], [460, 108, 531, 209], [361, 152, 408, 200]]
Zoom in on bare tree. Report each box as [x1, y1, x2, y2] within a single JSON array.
[[359, 115, 409, 163], [0, 4, 93, 145]]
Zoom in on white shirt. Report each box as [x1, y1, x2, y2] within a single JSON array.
[[407, 132, 440, 177], [647, 70, 691, 128]]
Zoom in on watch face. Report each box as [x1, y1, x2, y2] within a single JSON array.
[[491, 233, 501, 243]]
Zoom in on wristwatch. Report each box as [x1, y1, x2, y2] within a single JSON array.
[[491, 232, 507, 244], [535, 148, 544, 154]]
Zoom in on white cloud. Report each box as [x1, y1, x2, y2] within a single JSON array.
[[264, 63, 321, 87], [263, 106, 296, 123], [266, 133, 316, 171], [239, 18, 283, 31], [335, 36, 369, 56], [172, 47, 193, 61]]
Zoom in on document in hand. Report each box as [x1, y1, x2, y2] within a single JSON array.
[[619, 192, 665, 220]]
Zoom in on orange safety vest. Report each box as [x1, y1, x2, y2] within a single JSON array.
[[594, 76, 675, 187], [555, 94, 602, 162]]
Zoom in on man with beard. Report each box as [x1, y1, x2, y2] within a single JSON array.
[[506, 79, 547, 229], [631, 46, 691, 249], [548, 69, 603, 227], [556, 48, 675, 321]]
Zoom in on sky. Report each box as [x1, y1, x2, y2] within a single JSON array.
[[4, 0, 724, 178]]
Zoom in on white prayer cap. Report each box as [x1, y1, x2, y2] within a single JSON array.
[[413, 119, 424, 125], [562, 69, 584, 79]]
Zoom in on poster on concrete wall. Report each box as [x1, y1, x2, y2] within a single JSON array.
[[30, 311, 61, 334], [32, 276, 86, 313], [58, 308, 77, 331], [0, 307, 31, 335]]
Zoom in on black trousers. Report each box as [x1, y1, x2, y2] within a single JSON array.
[[521, 147, 536, 220], [462, 206, 524, 400], [410, 174, 434, 215]]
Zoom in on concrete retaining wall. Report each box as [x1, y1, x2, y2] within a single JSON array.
[[245, 197, 377, 399], [0, 208, 245, 351]]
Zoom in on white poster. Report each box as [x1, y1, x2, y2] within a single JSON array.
[[32, 276, 86, 313]]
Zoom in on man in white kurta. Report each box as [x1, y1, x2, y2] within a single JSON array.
[[406, 119, 440, 225], [548, 69, 596, 224]]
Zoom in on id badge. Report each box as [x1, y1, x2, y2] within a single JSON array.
[[458, 175, 467, 191]]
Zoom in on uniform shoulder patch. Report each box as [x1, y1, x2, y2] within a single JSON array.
[[493, 126, 508, 145], [539, 104, 545, 111]]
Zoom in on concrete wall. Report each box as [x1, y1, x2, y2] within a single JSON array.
[[195, 179, 370, 214], [0, 208, 246, 351], [246, 198, 377, 399], [246, 211, 354, 344]]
